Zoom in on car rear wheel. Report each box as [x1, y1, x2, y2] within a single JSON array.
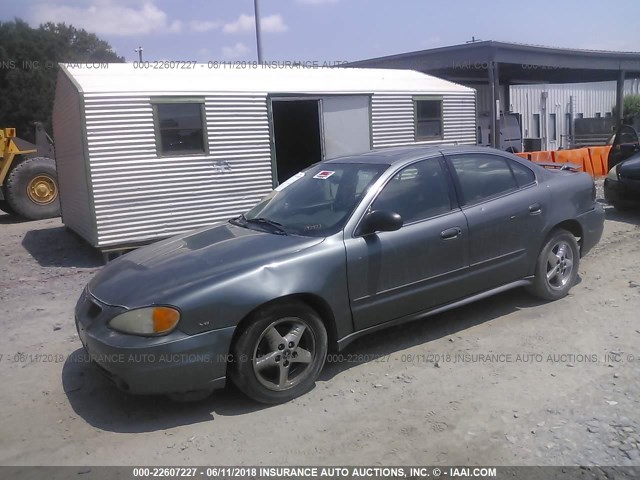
[[229, 301, 328, 404], [527, 229, 579, 301]]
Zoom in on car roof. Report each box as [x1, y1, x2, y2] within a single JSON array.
[[322, 145, 517, 167]]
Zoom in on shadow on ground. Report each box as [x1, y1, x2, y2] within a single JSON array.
[[0, 212, 28, 225], [603, 204, 640, 226], [22, 226, 102, 268], [62, 287, 545, 433], [319, 287, 546, 381], [62, 348, 258, 433]]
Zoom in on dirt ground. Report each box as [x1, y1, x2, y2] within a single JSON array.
[[1, 182, 639, 467]]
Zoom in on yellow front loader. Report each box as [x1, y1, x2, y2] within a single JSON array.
[[0, 126, 60, 220]]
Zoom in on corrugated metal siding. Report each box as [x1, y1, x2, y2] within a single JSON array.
[[510, 79, 639, 150], [83, 93, 272, 247], [442, 94, 477, 145], [371, 95, 414, 147], [52, 72, 96, 243], [371, 92, 476, 148]]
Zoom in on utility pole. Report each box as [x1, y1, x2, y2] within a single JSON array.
[[253, 0, 263, 64], [135, 46, 144, 62]]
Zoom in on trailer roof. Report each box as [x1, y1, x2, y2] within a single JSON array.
[[59, 64, 473, 95]]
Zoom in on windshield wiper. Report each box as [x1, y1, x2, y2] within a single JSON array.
[[245, 216, 289, 235], [229, 213, 248, 227]]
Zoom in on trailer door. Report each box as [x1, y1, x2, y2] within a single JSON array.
[[321, 96, 371, 159]]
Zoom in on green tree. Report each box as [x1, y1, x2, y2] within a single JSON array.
[[0, 19, 124, 142], [612, 94, 640, 124]]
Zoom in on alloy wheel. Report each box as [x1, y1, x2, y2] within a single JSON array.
[[546, 240, 574, 290], [252, 318, 316, 391]]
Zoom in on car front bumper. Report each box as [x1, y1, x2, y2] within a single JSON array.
[[75, 290, 235, 396], [604, 177, 640, 207], [576, 202, 605, 257]]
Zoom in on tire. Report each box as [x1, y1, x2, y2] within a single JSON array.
[[229, 300, 328, 404], [527, 229, 580, 301], [5, 157, 61, 220]]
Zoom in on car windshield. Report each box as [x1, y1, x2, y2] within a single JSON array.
[[239, 162, 388, 237]]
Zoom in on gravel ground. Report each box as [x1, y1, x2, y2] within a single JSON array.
[[1, 181, 639, 466]]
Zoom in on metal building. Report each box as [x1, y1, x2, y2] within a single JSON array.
[[53, 64, 476, 250], [349, 41, 640, 149], [508, 79, 640, 150]]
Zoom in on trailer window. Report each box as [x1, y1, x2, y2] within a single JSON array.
[[414, 98, 443, 140], [153, 102, 206, 155]]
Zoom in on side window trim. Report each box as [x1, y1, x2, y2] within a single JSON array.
[[151, 97, 209, 157], [444, 153, 522, 208]]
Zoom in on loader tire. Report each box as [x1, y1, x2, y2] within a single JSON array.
[[6, 157, 61, 220]]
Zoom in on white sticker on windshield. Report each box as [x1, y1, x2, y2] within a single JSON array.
[[275, 172, 305, 192], [313, 170, 335, 180]]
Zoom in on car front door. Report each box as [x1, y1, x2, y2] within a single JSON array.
[[444, 152, 547, 295], [344, 156, 469, 331]]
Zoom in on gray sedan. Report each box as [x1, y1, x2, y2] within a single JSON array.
[[75, 146, 604, 403]]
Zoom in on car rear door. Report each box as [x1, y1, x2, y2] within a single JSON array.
[[443, 152, 547, 295], [344, 156, 469, 331]]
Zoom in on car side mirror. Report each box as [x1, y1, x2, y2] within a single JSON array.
[[358, 210, 403, 236]]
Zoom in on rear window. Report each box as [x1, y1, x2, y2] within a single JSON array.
[[509, 160, 536, 187]]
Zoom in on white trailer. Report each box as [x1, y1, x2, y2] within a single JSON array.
[[53, 64, 476, 250]]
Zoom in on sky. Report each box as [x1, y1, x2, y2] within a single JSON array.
[[2, 0, 640, 62]]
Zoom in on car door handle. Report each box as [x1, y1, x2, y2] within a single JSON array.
[[441, 227, 462, 240], [528, 203, 542, 215]]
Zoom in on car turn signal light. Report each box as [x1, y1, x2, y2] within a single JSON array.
[[152, 307, 181, 334]]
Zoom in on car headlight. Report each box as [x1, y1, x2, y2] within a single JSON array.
[[108, 306, 180, 336], [606, 165, 619, 180]]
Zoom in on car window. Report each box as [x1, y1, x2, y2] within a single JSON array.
[[448, 154, 518, 206], [243, 163, 387, 237], [371, 158, 452, 224], [509, 160, 536, 187]]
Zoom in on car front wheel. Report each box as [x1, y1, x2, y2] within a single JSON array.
[[229, 301, 328, 404], [527, 229, 580, 301]]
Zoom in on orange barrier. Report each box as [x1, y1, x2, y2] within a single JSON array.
[[516, 147, 612, 177], [587, 146, 611, 176], [529, 151, 553, 163], [553, 148, 591, 174]]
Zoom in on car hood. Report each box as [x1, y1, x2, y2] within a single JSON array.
[[619, 154, 640, 180], [88, 222, 324, 308]]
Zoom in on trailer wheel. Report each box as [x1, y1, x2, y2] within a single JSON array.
[[5, 157, 61, 220]]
